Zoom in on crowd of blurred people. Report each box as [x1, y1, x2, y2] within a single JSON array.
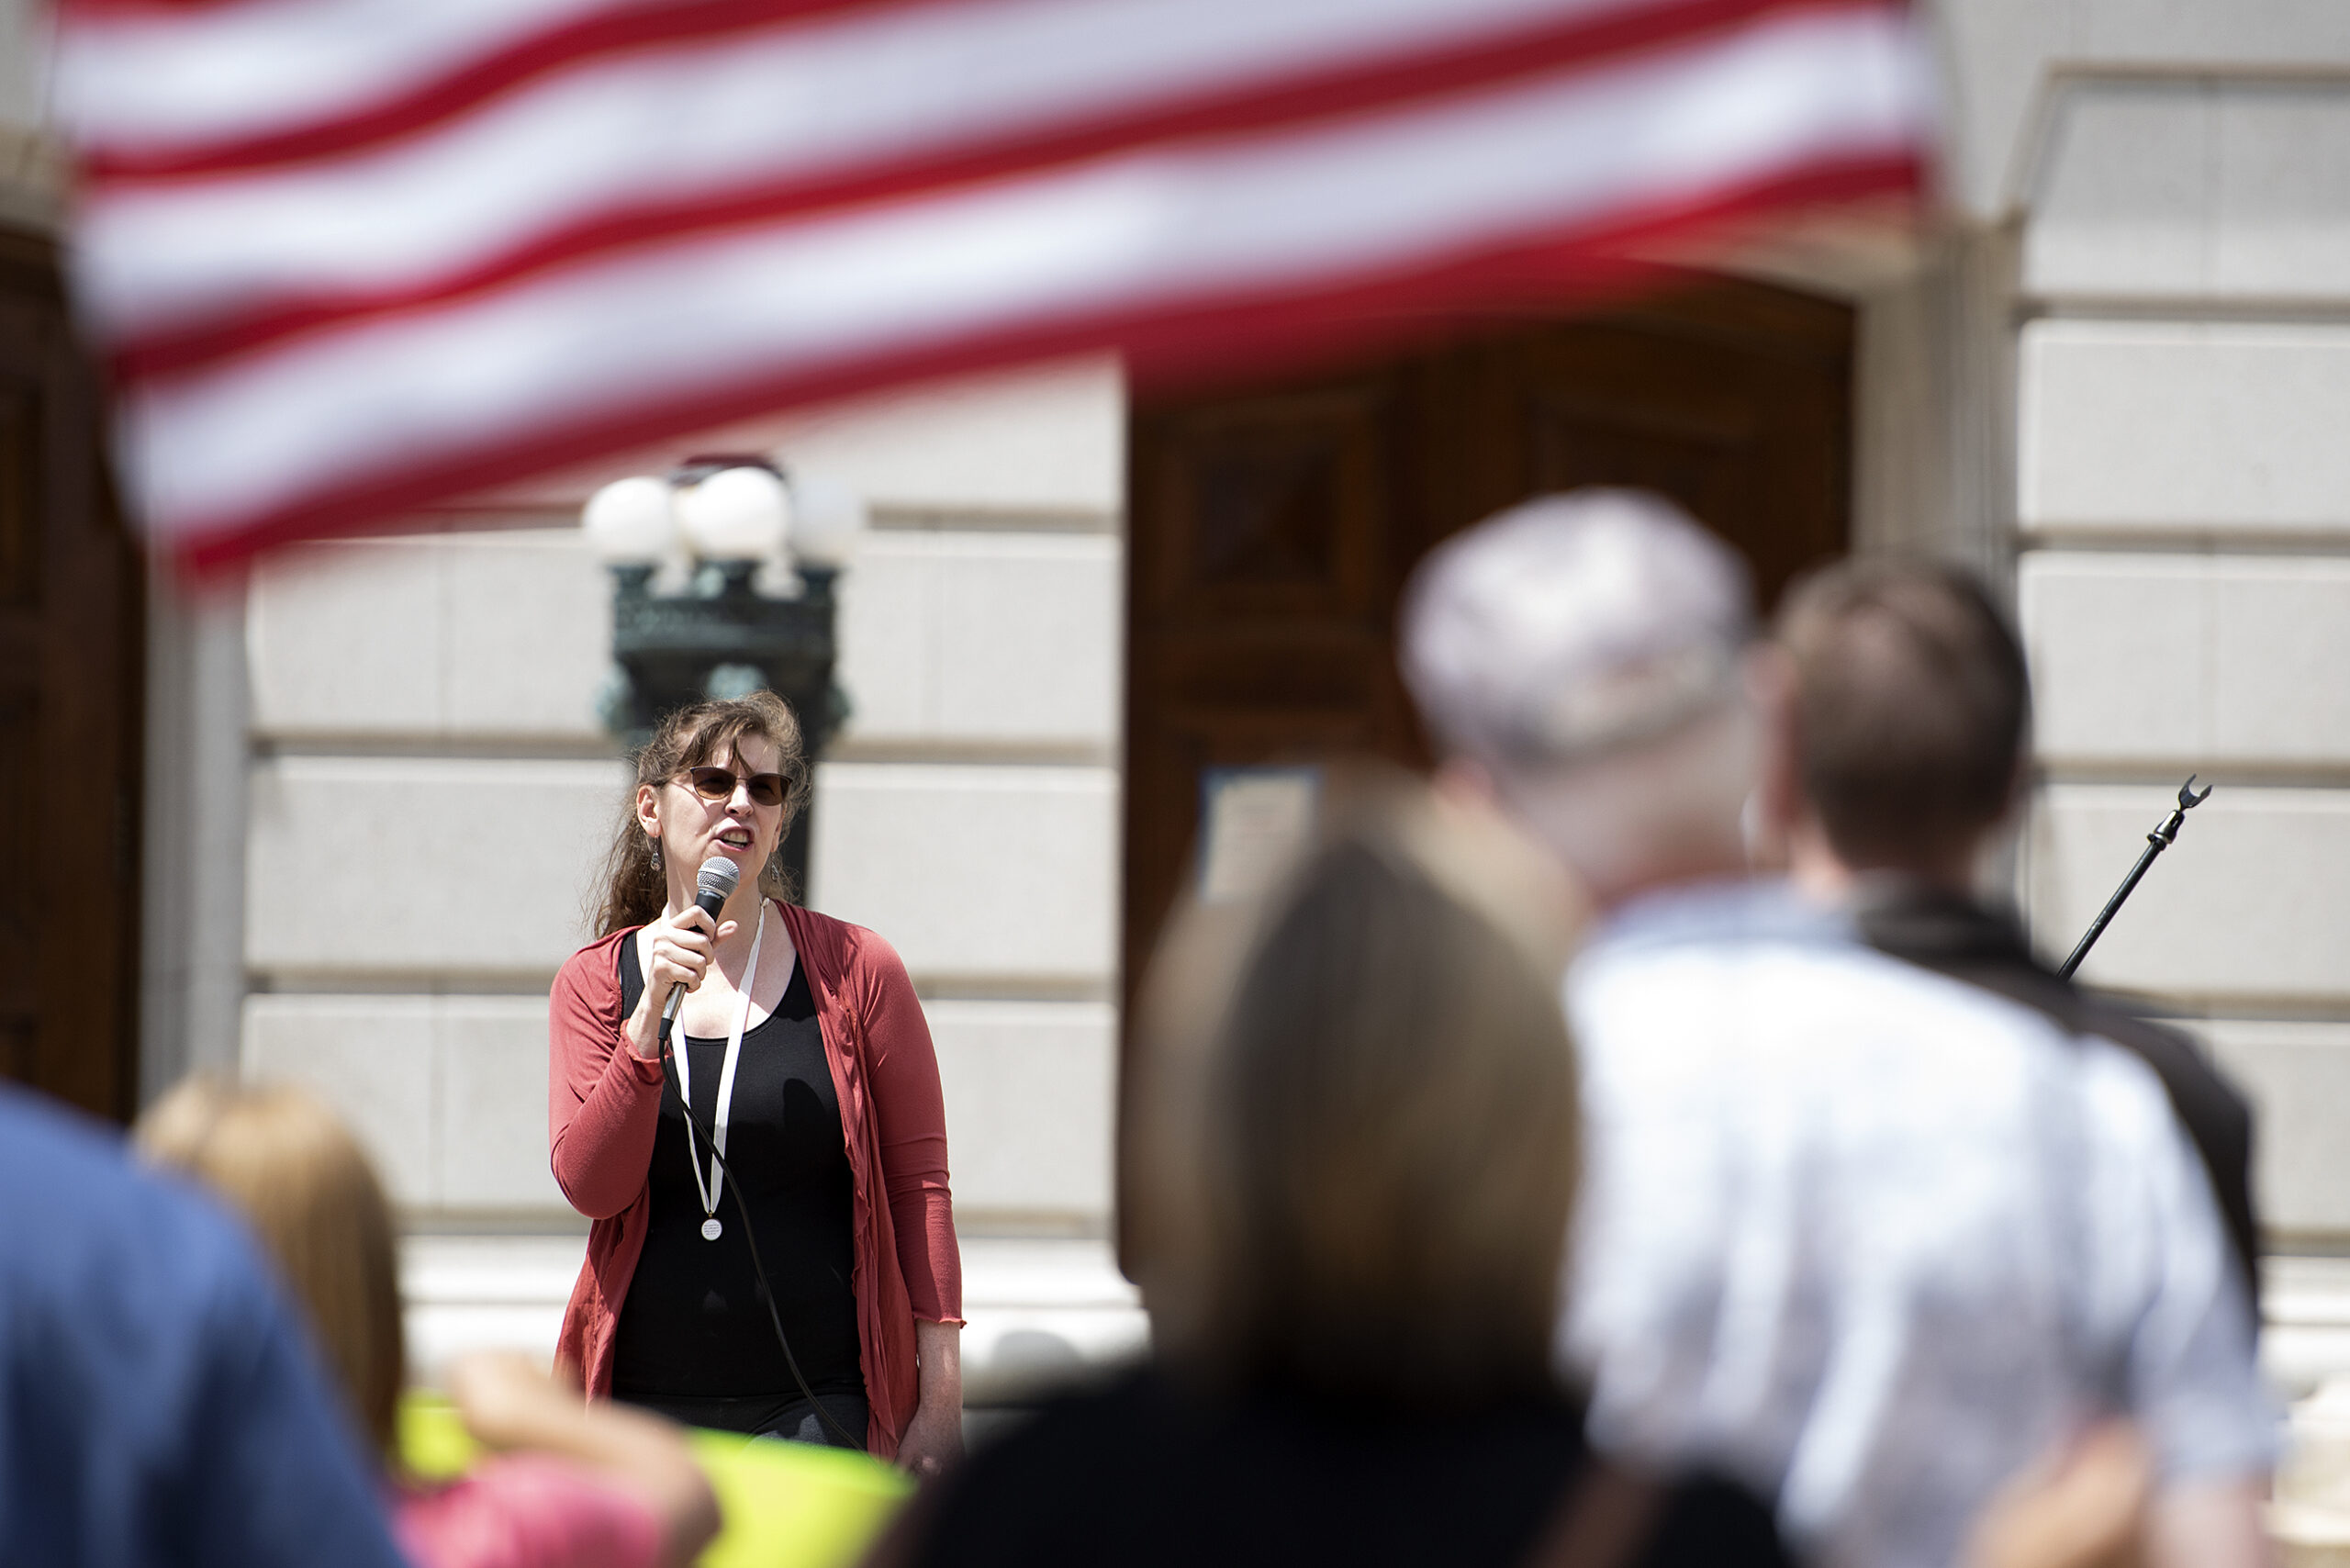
[[0, 486, 2276, 1568], [1398, 495, 2270, 1568]]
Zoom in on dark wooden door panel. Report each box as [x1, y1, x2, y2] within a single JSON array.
[[0, 230, 142, 1121], [1126, 371, 1422, 995], [1138, 378, 1396, 624], [1125, 273, 1853, 1079], [0, 371, 39, 609], [1122, 275, 1852, 1265]]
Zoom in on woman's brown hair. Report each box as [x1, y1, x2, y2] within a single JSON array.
[[592, 692, 813, 936], [1130, 778, 1583, 1408], [136, 1079, 406, 1458]]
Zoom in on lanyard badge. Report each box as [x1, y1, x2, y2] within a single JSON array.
[[673, 902, 765, 1242]]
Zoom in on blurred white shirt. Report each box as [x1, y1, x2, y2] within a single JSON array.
[[1562, 880, 2275, 1568]]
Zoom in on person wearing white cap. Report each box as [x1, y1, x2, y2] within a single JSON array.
[[1399, 490, 2272, 1568]]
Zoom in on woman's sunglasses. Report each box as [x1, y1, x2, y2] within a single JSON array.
[[677, 766, 789, 808]]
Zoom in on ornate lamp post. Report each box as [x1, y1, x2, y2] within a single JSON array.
[[583, 455, 864, 902]]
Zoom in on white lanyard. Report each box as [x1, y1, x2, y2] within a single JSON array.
[[673, 900, 764, 1242]]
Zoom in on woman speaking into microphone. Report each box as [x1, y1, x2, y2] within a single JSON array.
[[548, 693, 964, 1473]]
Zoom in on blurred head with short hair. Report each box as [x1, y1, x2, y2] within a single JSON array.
[[1773, 555, 2029, 891], [1130, 778, 1580, 1408], [1399, 488, 1761, 903], [138, 1079, 404, 1456]]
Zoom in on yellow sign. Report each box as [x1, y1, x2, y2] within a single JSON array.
[[398, 1394, 913, 1568]]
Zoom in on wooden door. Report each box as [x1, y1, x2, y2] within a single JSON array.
[[1125, 274, 1851, 1025], [0, 230, 144, 1120]]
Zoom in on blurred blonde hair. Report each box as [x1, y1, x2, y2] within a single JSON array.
[[1128, 772, 1583, 1406], [137, 1078, 405, 1457]]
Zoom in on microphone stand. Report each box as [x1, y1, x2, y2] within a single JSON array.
[[2058, 775, 2211, 980]]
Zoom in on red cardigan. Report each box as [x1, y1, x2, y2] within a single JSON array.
[[547, 901, 962, 1458]]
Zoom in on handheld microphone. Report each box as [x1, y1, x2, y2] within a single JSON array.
[[659, 855, 741, 1042]]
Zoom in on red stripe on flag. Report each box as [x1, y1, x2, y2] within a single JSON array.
[[111, 0, 1869, 386], [165, 152, 1916, 576]]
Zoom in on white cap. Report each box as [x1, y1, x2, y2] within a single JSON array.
[[1399, 488, 1751, 766]]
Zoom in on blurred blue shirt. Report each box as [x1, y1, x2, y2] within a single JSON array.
[[0, 1084, 411, 1568], [1562, 879, 2275, 1568]]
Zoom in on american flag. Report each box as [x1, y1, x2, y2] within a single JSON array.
[[55, 0, 1929, 570]]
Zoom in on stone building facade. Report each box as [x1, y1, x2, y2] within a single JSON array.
[[2, 0, 2347, 1397]]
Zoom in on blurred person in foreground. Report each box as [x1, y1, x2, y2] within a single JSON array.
[[138, 1078, 721, 1568], [1773, 555, 2260, 1317], [0, 1081, 409, 1568], [869, 781, 1793, 1568], [1399, 490, 2273, 1568]]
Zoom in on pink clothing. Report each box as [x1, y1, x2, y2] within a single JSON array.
[[394, 1456, 662, 1568], [548, 901, 962, 1459]]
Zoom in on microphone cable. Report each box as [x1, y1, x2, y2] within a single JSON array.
[[661, 1047, 867, 1452]]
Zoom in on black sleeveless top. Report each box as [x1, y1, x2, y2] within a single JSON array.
[[610, 924, 863, 1409]]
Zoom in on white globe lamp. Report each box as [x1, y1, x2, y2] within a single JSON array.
[[677, 465, 791, 563], [581, 476, 677, 565], [787, 470, 867, 569]]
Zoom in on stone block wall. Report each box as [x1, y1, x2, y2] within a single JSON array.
[[238, 534, 622, 1222], [2012, 69, 2350, 1253]]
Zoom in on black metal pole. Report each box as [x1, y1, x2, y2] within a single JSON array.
[[2058, 775, 2211, 980], [2058, 840, 2164, 980]]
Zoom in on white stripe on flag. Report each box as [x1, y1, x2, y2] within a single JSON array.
[[56, 0, 623, 152], [63, 0, 1652, 160], [125, 6, 1919, 547], [73, 0, 1662, 336]]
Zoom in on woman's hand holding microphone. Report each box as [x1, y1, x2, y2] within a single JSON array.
[[625, 906, 737, 1060]]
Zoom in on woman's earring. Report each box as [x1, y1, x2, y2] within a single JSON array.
[[649, 839, 663, 873]]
